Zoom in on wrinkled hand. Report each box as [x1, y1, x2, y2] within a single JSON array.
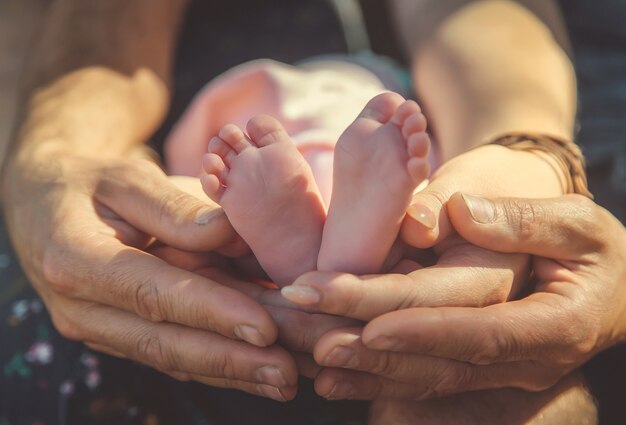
[[2, 152, 298, 400], [279, 228, 531, 399], [152, 247, 363, 374], [285, 193, 626, 400], [279, 146, 576, 399]]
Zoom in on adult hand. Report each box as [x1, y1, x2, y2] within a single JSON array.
[[149, 249, 361, 378], [278, 145, 596, 400], [287, 193, 626, 400], [280, 145, 564, 333], [401, 144, 565, 246], [2, 152, 298, 401]]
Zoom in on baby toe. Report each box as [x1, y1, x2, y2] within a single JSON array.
[[407, 132, 431, 158], [219, 124, 254, 153], [401, 112, 428, 139], [391, 100, 422, 126], [358, 92, 406, 124], [246, 114, 291, 147]]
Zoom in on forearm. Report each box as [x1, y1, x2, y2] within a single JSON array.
[[394, 0, 576, 164], [8, 0, 188, 165]]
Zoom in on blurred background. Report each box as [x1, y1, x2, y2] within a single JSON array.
[[0, 0, 47, 164]]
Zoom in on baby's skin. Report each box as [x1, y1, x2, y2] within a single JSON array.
[[317, 92, 430, 274], [201, 92, 430, 286]]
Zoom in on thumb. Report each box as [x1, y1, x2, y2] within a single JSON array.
[[400, 178, 455, 249], [447, 192, 605, 260], [95, 161, 237, 251]]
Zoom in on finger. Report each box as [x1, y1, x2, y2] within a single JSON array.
[[170, 374, 297, 402], [361, 293, 591, 366], [313, 328, 563, 398], [282, 251, 524, 321], [60, 300, 298, 392], [314, 328, 485, 391], [94, 160, 236, 251], [315, 368, 419, 400], [85, 343, 127, 358], [448, 192, 607, 260], [400, 145, 565, 249], [266, 304, 360, 353], [292, 352, 322, 379], [401, 151, 484, 248], [199, 271, 361, 354], [47, 232, 277, 347], [402, 178, 455, 248], [314, 361, 561, 400], [95, 201, 153, 248], [147, 244, 232, 272]]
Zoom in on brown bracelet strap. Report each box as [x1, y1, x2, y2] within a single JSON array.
[[489, 132, 593, 199]]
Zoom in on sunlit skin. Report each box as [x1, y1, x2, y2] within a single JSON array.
[[2, 0, 607, 422], [201, 93, 430, 287]]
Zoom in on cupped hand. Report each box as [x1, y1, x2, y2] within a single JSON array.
[[401, 144, 565, 246], [2, 151, 298, 401], [278, 145, 575, 399], [294, 193, 626, 400]]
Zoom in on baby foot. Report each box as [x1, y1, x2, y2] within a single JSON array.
[[201, 115, 326, 287], [317, 92, 430, 274]]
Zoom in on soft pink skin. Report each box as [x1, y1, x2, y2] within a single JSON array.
[[317, 92, 431, 275], [202, 92, 430, 287], [201, 115, 326, 287]]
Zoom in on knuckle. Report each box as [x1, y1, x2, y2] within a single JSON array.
[[416, 364, 471, 399], [436, 366, 472, 395], [41, 240, 75, 296], [324, 275, 366, 318], [154, 189, 195, 225], [578, 200, 610, 247], [503, 199, 541, 243], [478, 267, 517, 306], [468, 323, 513, 365], [133, 272, 165, 323], [135, 328, 171, 371], [205, 350, 238, 380], [50, 309, 84, 341], [369, 352, 399, 377], [558, 312, 599, 365]]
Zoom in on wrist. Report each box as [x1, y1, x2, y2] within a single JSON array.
[[17, 67, 168, 156], [493, 146, 566, 197], [438, 144, 565, 199]]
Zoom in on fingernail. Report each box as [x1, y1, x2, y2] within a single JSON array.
[[323, 346, 358, 368], [280, 285, 321, 305], [235, 325, 268, 347], [407, 204, 437, 229], [194, 207, 222, 225], [367, 335, 404, 351], [461, 193, 496, 224], [256, 384, 287, 402], [325, 381, 356, 400], [256, 366, 288, 387]]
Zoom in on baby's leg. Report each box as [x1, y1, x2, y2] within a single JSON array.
[[317, 92, 430, 274], [201, 115, 326, 287]]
